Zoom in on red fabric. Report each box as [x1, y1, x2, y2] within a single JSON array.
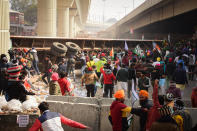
[[100, 68, 116, 84], [101, 53, 106, 57], [7, 65, 23, 80], [110, 101, 127, 131], [122, 56, 129, 66], [146, 83, 162, 131], [58, 78, 71, 96], [115, 58, 120, 66], [60, 115, 87, 129], [29, 119, 43, 131], [24, 80, 31, 90], [191, 88, 197, 107]]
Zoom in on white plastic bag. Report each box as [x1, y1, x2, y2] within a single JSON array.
[[22, 99, 38, 111], [0, 96, 7, 109], [7, 99, 22, 112]]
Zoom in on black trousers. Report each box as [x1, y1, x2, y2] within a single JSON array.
[[189, 65, 195, 80], [86, 84, 95, 97], [103, 84, 113, 98]]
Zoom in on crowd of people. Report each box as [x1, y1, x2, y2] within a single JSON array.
[[0, 40, 197, 131]]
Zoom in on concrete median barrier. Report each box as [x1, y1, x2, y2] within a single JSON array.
[[186, 108, 197, 127], [46, 96, 197, 131], [47, 100, 100, 131], [0, 114, 39, 131], [46, 96, 99, 105]]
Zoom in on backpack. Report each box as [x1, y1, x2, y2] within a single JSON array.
[[173, 110, 192, 131]]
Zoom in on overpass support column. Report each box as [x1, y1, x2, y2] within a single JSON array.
[[0, 0, 10, 55], [74, 15, 81, 37], [69, 9, 77, 38], [57, 0, 74, 37], [37, 0, 56, 37]]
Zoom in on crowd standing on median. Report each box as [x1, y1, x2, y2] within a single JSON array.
[[0, 40, 197, 131]]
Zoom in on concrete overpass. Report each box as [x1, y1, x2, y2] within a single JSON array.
[[0, 0, 91, 55], [104, 0, 197, 40], [37, 0, 91, 38], [0, 0, 10, 55]]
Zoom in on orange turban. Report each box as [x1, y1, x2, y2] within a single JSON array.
[[21, 58, 26, 63], [114, 90, 125, 99], [139, 90, 149, 98]]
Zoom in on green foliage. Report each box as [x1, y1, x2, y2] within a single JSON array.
[[10, 0, 37, 25]]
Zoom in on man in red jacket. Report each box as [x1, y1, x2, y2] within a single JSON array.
[[146, 80, 164, 131], [100, 64, 116, 98], [29, 102, 89, 131], [58, 72, 71, 96], [109, 90, 132, 131], [191, 87, 197, 107]]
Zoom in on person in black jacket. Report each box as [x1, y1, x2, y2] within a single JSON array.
[[131, 90, 152, 131], [42, 55, 52, 85], [0, 54, 8, 95], [116, 64, 128, 97], [173, 63, 188, 97], [166, 58, 176, 88], [128, 64, 136, 98], [6, 71, 35, 102]]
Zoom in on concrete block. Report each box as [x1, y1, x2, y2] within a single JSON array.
[[46, 96, 99, 105], [100, 105, 133, 131], [0, 114, 39, 131], [185, 108, 197, 127], [130, 115, 140, 131], [183, 99, 192, 107], [99, 98, 132, 107], [100, 105, 112, 131], [47, 100, 100, 131]]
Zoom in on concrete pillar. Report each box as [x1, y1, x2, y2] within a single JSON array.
[[69, 9, 77, 38], [57, 0, 74, 37], [74, 15, 81, 37], [37, 0, 56, 37], [0, 0, 10, 55]]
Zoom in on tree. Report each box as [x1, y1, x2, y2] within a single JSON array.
[[10, 0, 37, 25]]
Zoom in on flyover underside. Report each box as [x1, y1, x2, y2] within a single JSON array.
[[10, 37, 162, 50], [135, 8, 197, 34], [120, 8, 197, 40]]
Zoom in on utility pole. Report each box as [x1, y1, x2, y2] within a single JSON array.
[[133, 0, 135, 9], [123, 6, 128, 16], [102, 0, 106, 24]]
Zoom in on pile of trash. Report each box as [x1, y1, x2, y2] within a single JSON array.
[[0, 95, 43, 114]]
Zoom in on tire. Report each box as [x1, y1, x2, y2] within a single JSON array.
[[51, 48, 66, 57], [51, 42, 67, 53], [66, 42, 80, 52]]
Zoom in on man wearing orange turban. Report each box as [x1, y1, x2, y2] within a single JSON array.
[[130, 90, 152, 131], [109, 90, 132, 131]]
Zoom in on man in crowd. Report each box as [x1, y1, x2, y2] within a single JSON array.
[[173, 63, 188, 97], [100, 64, 116, 98], [67, 56, 76, 81], [29, 102, 90, 131], [191, 87, 197, 108], [138, 72, 150, 91], [30, 47, 40, 75], [109, 90, 132, 131], [131, 90, 152, 131], [81, 67, 98, 97], [42, 55, 52, 86], [116, 64, 128, 96], [0, 54, 9, 95]]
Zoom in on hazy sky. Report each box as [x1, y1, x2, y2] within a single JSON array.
[[88, 0, 145, 23]]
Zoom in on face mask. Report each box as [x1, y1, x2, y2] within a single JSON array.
[[140, 99, 147, 107], [170, 106, 174, 114]]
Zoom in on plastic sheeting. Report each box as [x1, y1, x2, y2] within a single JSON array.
[[7, 99, 22, 112]]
